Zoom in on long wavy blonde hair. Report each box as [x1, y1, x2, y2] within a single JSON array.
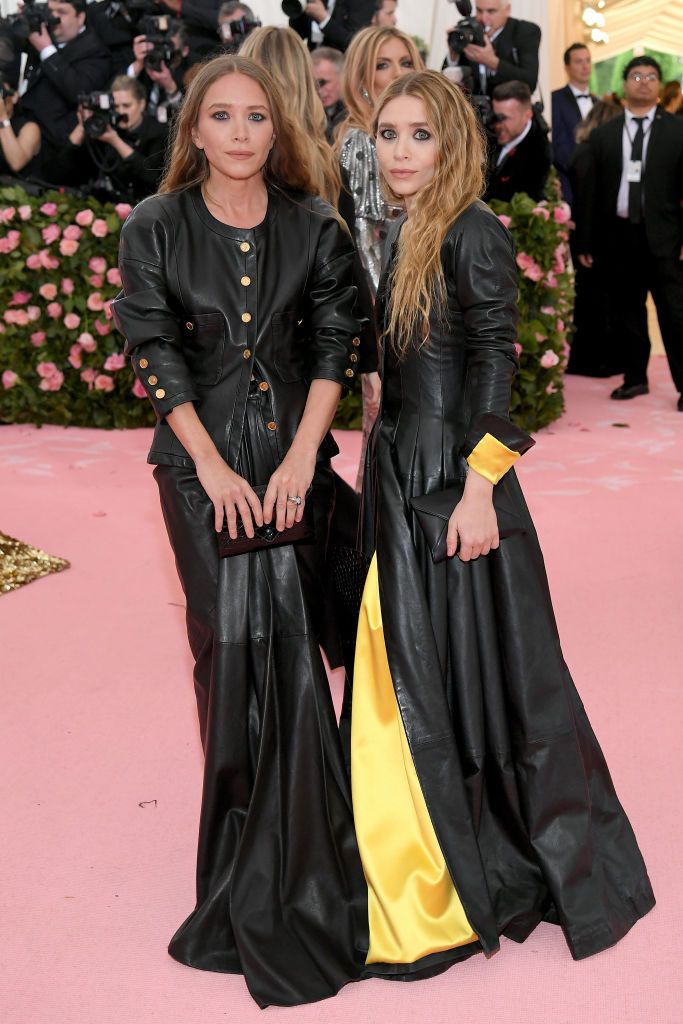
[[374, 71, 486, 355], [159, 55, 320, 196], [335, 26, 424, 143], [239, 26, 342, 204]]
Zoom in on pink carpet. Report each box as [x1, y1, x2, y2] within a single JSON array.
[[2, 356, 681, 1023]]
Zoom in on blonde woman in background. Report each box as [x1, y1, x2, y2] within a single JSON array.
[[335, 25, 423, 486]]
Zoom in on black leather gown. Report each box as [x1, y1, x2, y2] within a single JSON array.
[[351, 201, 655, 981], [112, 185, 368, 1007]]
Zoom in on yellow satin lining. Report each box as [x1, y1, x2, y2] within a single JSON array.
[[351, 555, 478, 965], [467, 432, 520, 485]]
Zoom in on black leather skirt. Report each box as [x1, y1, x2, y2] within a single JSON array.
[[153, 379, 368, 1007]]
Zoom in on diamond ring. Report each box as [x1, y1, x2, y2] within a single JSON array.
[[287, 495, 302, 506]]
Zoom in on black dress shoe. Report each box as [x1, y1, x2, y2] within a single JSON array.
[[610, 384, 649, 400], [678, 395, 683, 412]]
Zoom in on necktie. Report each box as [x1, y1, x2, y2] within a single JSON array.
[[628, 117, 645, 224], [575, 94, 589, 99]]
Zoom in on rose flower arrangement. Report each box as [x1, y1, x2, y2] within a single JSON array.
[[1, 183, 572, 433]]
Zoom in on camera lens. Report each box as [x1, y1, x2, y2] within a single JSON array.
[[281, 0, 304, 17]]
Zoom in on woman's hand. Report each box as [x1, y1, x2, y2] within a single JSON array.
[[446, 470, 499, 561], [195, 451, 263, 537], [363, 371, 382, 421], [263, 449, 316, 532]]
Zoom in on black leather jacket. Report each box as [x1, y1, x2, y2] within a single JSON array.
[[112, 185, 361, 469]]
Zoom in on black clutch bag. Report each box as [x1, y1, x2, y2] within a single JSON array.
[[410, 482, 527, 564], [218, 485, 313, 558]]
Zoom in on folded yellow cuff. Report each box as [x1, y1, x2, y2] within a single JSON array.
[[467, 432, 520, 485]]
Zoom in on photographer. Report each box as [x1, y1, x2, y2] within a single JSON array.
[[310, 45, 345, 137], [20, 0, 112, 148], [484, 80, 551, 203], [217, 2, 259, 53], [127, 17, 189, 123], [86, 0, 139, 75], [0, 82, 41, 178], [288, 0, 375, 54], [49, 75, 168, 200], [446, 0, 540, 97]]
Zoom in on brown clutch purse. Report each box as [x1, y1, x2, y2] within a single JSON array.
[[218, 485, 314, 558]]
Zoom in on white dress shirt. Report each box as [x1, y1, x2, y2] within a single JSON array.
[[496, 117, 532, 167], [479, 26, 503, 93], [616, 106, 657, 219], [312, 0, 336, 46], [569, 82, 594, 120]]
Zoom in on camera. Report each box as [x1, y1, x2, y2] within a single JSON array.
[[78, 91, 125, 138], [219, 15, 260, 47], [447, 0, 485, 55], [281, 0, 304, 16], [138, 14, 178, 72], [0, 0, 60, 47]]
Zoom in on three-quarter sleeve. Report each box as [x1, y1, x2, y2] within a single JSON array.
[[306, 214, 361, 389], [111, 200, 198, 419], [453, 206, 534, 482]]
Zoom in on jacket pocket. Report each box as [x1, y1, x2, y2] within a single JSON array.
[[181, 312, 226, 386], [271, 310, 305, 383]]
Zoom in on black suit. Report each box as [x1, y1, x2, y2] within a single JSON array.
[[574, 109, 683, 393], [457, 17, 541, 96], [289, 0, 375, 52], [21, 29, 112, 147], [485, 119, 551, 204], [551, 84, 597, 205]]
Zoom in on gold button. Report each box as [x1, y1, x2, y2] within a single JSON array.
[[345, 368, 354, 378], [155, 388, 166, 399], [240, 241, 250, 253], [352, 337, 360, 347], [242, 312, 252, 323], [148, 374, 158, 385], [267, 421, 277, 431], [350, 353, 358, 363], [243, 349, 251, 359], [139, 358, 148, 368], [241, 275, 251, 286], [259, 381, 269, 392], [185, 321, 194, 331]]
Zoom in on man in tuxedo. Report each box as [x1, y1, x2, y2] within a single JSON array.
[[311, 46, 346, 138], [485, 80, 551, 203], [20, 0, 111, 149], [551, 43, 597, 205], [289, 0, 375, 53], [574, 56, 683, 408], [446, 0, 541, 96]]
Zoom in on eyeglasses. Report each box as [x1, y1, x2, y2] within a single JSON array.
[[627, 73, 659, 83], [316, 79, 330, 88]]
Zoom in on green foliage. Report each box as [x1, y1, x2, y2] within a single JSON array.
[[1, 184, 573, 435], [489, 181, 574, 432], [591, 48, 683, 98]]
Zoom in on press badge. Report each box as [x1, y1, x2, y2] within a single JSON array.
[[627, 160, 642, 183]]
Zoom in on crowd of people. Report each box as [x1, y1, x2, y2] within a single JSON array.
[[0, 0, 682, 405]]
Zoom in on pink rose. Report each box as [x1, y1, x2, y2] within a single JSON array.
[[532, 205, 550, 221], [91, 219, 109, 238], [556, 318, 565, 333], [81, 368, 98, 387], [553, 204, 571, 224], [38, 249, 60, 270], [115, 203, 133, 219], [94, 373, 114, 391], [61, 278, 74, 295], [104, 352, 126, 372], [37, 361, 59, 378], [30, 331, 46, 347], [132, 378, 147, 399], [2, 369, 18, 389], [541, 306, 556, 316], [63, 224, 82, 241], [9, 291, 32, 305], [59, 238, 79, 257], [78, 331, 97, 352], [18, 205, 32, 221], [41, 223, 61, 245], [39, 371, 65, 392], [68, 343, 82, 369], [88, 256, 107, 274], [64, 312, 81, 330], [94, 318, 111, 336], [540, 350, 560, 369], [27, 306, 41, 322], [545, 383, 557, 395], [106, 267, 122, 287], [522, 261, 544, 282], [26, 253, 42, 270], [514, 342, 522, 358], [87, 291, 104, 311], [75, 209, 95, 227], [103, 299, 113, 321], [497, 214, 512, 228], [1, 206, 16, 222], [516, 252, 533, 270], [544, 272, 558, 289], [88, 274, 104, 288], [535, 332, 546, 342], [39, 283, 58, 300], [0, 230, 20, 253], [8, 309, 29, 326], [40, 202, 58, 217], [46, 302, 63, 319]]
